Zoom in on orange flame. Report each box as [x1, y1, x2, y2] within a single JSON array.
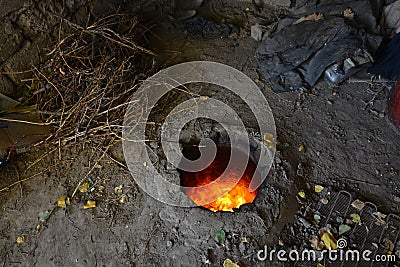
[[181, 145, 260, 212]]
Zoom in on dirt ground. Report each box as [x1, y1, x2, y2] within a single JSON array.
[[0, 0, 399, 266]]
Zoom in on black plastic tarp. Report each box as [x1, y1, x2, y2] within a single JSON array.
[[256, 17, 380, 92], [368, 32, 400, 80], [256, 0, 383, 92]]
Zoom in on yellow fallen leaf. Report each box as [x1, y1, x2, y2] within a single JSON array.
[[263, 133, 275, 149], [200, 96, 209, 100], [298, 191, 306, 198], [120, 195, 127, 204], [16, 235, 26, 244], [299, 144, 306, 153], [57, 196, 70, 209], [97, 185, 105, 193], [223, 259, 240, 267], [78, 182, 90, 193], [314, 185, 324, 193], [241, 237, 248, 243], [317, 263, 325, 267], [115, 185, 123, 195], [321, 231, 338, 250], [84, 200, 96, 209]]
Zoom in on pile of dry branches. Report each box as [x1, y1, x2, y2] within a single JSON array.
[[32, 14, 153, 147]]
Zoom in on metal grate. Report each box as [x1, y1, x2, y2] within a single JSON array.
[[295, 190, 400, 267]]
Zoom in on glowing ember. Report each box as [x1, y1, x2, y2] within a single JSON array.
[[180, 145, 260, 212]]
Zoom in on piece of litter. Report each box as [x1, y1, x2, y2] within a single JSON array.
[[293, 13, 324, 25], [351, 199, 365, 210], [311, 236, 324, 250], [372, 211, 387, 220], [343, 8, 354, 19], [251, 24, 266, 41], [320, 198, 329, 205]]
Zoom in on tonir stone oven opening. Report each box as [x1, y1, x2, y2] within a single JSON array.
[[168, 113, 271, 213], [128, 76, 276, 214], [179, 143, 261, 212]]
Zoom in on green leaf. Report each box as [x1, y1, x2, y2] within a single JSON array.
[[214, 230, 226, 245], [350, 213, 361, 225], [338, 224, 352, 235], [38, 210, 50, 222], [223, 259, 239, 267]]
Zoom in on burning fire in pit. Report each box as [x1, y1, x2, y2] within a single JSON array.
[[180, 145, 260, 212]]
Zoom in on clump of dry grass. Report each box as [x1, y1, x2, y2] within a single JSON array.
[[32, 13, 154, 147], [0, 14, 155, 195]]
